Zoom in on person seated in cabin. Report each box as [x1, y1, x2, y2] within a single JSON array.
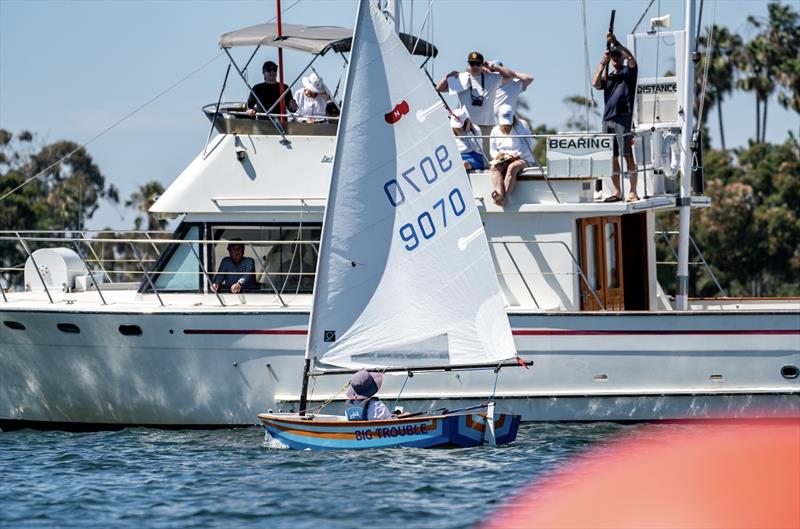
[[293, 73, 330, 123], [245, 61, 298, 117], [488, 60, 534, 116], [211, 240, 258, 294], [325, 101, 341, 120], [488, 104, 537, 207], [450, 107, 486, 171], [344, 370, 392, 421], [435, 51, 514, 153]]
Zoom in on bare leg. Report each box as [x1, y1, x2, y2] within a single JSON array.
[[504, 159, 527, 198], [625, 153, 638, 200], [463, 161, 474, 171], [611, 156, 622, 198], [490, 166, 506, 206]]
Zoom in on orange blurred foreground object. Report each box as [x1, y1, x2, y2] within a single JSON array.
[[484, 420, 800, 529]]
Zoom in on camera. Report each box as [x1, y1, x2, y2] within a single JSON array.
[[471, 94, 484, 107]]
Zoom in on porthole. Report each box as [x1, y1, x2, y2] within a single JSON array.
[[57, 323, 80, 334], [781, 365, 799, 380], [119, 324, 142, 336], [3, 321, 25, 330]]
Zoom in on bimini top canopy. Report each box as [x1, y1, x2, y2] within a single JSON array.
[[219, 23, 437, 57]]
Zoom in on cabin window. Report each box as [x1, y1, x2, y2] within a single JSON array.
[[584, 224, 601, 291], [209, 224, 321, 294], [154, 225, 201, 291], [604, 222, 620, 289]]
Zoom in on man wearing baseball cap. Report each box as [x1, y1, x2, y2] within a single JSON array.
[[436, 52, 514, 152], [592, 32, 639, 202], [245, 60, 297, 117]]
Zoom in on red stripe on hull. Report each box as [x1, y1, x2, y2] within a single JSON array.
[[512, 330, 800, 336], [183, 329, 307, 335], [182, 329, 799, 336]]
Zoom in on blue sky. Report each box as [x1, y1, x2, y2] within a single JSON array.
[[1, 0, 797, 229]]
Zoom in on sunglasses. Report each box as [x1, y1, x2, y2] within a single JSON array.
[[468, 61, 482, 67], [264, 68, 277, 73]]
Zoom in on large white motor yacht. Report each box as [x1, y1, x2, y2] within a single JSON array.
[[1, 17, 798, 430]]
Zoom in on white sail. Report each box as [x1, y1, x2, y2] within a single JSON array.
[[308, 0, 516, 369]]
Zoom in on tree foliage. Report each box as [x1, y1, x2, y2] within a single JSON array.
[[659, 135, 800, 296], [0, 130, 168, 288]]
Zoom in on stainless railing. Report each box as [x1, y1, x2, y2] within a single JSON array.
[[0, 231, 319, 308], [489, 239, 605, 311]]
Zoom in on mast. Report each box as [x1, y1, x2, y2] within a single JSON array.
[[276, 0, 286, 124], [675, 0, 696, 310]]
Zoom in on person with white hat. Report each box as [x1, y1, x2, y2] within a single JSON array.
[[489, 60, 534, 116], [293, 72, 330, 123], [343, 370, 392, 421], [488, 104, 537, 207], [450, 107, 486, 171]]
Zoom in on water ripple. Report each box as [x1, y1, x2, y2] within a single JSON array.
[[0, 422, 652, 528]]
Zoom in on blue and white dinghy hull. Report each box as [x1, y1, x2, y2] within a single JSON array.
[[258, 412, 522, 450]]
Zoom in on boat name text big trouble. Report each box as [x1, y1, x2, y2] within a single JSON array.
[[354, 423, 428, 441]]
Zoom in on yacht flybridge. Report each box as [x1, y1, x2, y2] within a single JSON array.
[[1, 8, 798, 430]]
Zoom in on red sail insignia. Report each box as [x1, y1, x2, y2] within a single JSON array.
[[384, 100, 410, 124]]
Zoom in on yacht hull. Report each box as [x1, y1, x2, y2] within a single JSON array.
[[1, 307, 798, 429]]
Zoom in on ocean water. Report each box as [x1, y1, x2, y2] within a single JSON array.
[[1, 422, 650, 529]]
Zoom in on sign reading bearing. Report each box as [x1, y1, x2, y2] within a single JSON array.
[[546, 133, 614, 178]]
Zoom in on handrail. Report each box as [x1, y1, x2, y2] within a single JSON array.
[[72, 240, 107, 305], [490, 239, 605, 311], [16, 232, 53, 304]]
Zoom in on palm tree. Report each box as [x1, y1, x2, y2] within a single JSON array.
[[698, 26, 743, 150], [737, 34, 774, 143], [125, 181, 166, 232]]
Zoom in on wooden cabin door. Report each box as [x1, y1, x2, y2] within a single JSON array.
[[578, 216, 625, 311]]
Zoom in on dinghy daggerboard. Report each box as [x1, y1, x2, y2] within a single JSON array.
[[259, 0, 527, 450]]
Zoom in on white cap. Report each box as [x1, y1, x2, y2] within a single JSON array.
[[302, 72, 326, 94], [497, 104, 515, 125], [450, 107, 468, 129]]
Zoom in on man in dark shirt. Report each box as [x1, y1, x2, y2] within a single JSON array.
[[245, 61, 298, 117], [211, 241, 258, 293], [592, 32, 639, 202]]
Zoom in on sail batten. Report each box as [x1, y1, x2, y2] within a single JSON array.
[[308, 0, 517, 370]]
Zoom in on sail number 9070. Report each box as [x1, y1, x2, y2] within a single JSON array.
[[381, 144, 467, 252]]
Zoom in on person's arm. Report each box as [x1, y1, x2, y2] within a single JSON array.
[[211, 258, 228, 291], [487, 62, 514, 80], [284, 85, 298, 113], [514, 71, 535, 89], [245, 91, 258, 116], [368, 399, 392, 420], [229, 259, 254, 293], [609, 32, 637, 69], [436, 70, 460, 92], [592, 52, 610, 90]]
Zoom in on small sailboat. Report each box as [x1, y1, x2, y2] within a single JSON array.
[[258, 0, 529, 450]]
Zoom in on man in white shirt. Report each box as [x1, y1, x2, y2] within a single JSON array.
[[436, 51, 514, 153], [489, 60, 535, 116], [293, 73, 330, 123]]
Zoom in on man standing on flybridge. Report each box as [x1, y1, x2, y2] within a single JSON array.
[[592, 31, 639, 202]]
